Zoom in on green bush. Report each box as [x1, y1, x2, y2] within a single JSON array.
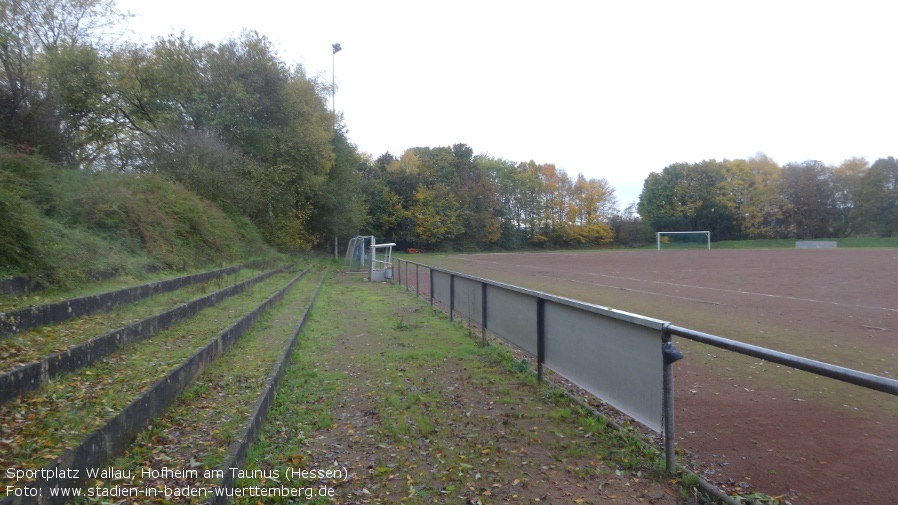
[[0, 151, 55, 276], [0, 189, 48, 275]]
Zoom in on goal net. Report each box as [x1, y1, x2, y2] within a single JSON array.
[[656, 231, 711, 250], [344, 235, 375, 272]]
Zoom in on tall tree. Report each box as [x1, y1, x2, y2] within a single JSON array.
[[116, 32, 337, 249], [611, 202, 654, 247], [851, 157, 898, 236], [410, 183, 464, 245], [449, 144, 501, 248], [742, 153, 786, 238], [45, 43, 119, 167], [515, 161, 544, 243], [538, 163, 569, 244], [638, 165, 686, 231], [0, 0, 126, 162], [779, 160, 838, 238], [565, 174, 615, 245], [307, 127, 366, 244], [475, 155, 529, 249], [832, 157, 869, 236]]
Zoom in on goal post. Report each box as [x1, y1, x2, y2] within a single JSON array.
[[344, 235, 375, 272], [656, 231, 711, 250]]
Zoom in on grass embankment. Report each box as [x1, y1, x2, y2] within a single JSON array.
[[0, 268, 302, 481], [232, 272, 680, 504], [0, 150, 277, 292]]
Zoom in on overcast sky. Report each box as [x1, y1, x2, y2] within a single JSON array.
[[115, 0, 897, 208]]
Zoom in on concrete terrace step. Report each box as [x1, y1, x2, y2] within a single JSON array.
[[0, 266, 311, 504], [0, 265, 291, 405]]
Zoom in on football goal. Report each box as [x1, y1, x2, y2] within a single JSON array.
[[344, 235, 375, 272], [656, 231, 711, 250]]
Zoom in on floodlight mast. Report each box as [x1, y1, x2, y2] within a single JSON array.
[[331, 42, 342, 256], [332, 43, 341, 124]]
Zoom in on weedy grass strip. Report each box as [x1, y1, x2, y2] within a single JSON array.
[[0, 264, 251, 337], [0, 256, 281, 311], [0, 267, 234, 314], [231, 274, 675, 504], [74, 269, 329, 503], [211, 269, 328, 503], [0, 269, 303, 491], [0, 268, 264, 370], [0, 265, 289, 405]]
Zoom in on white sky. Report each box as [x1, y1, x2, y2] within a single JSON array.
[[115, 0, 898, 208]]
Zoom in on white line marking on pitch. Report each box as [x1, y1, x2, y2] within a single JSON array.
[[451, 256, 898, 314], [587, 272, 898, 313], [537, 275, 723, 306]]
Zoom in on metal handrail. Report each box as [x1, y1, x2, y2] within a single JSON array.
[[392, 257, 898, 478], [666, 324, 898, 396], [395, 257, 898, 397]]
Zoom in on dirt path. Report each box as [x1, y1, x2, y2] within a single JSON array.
[[236, 272, 683, 504]]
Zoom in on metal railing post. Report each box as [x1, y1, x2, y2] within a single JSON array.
[[449, 274, 455, 322], [661, 324, 683, 474], [663, 356, 676, 473], [536, 298, 545, 382], [429, 268, 434, 306], [415, 264, 419, 298], [481, 282, 488, 345]]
